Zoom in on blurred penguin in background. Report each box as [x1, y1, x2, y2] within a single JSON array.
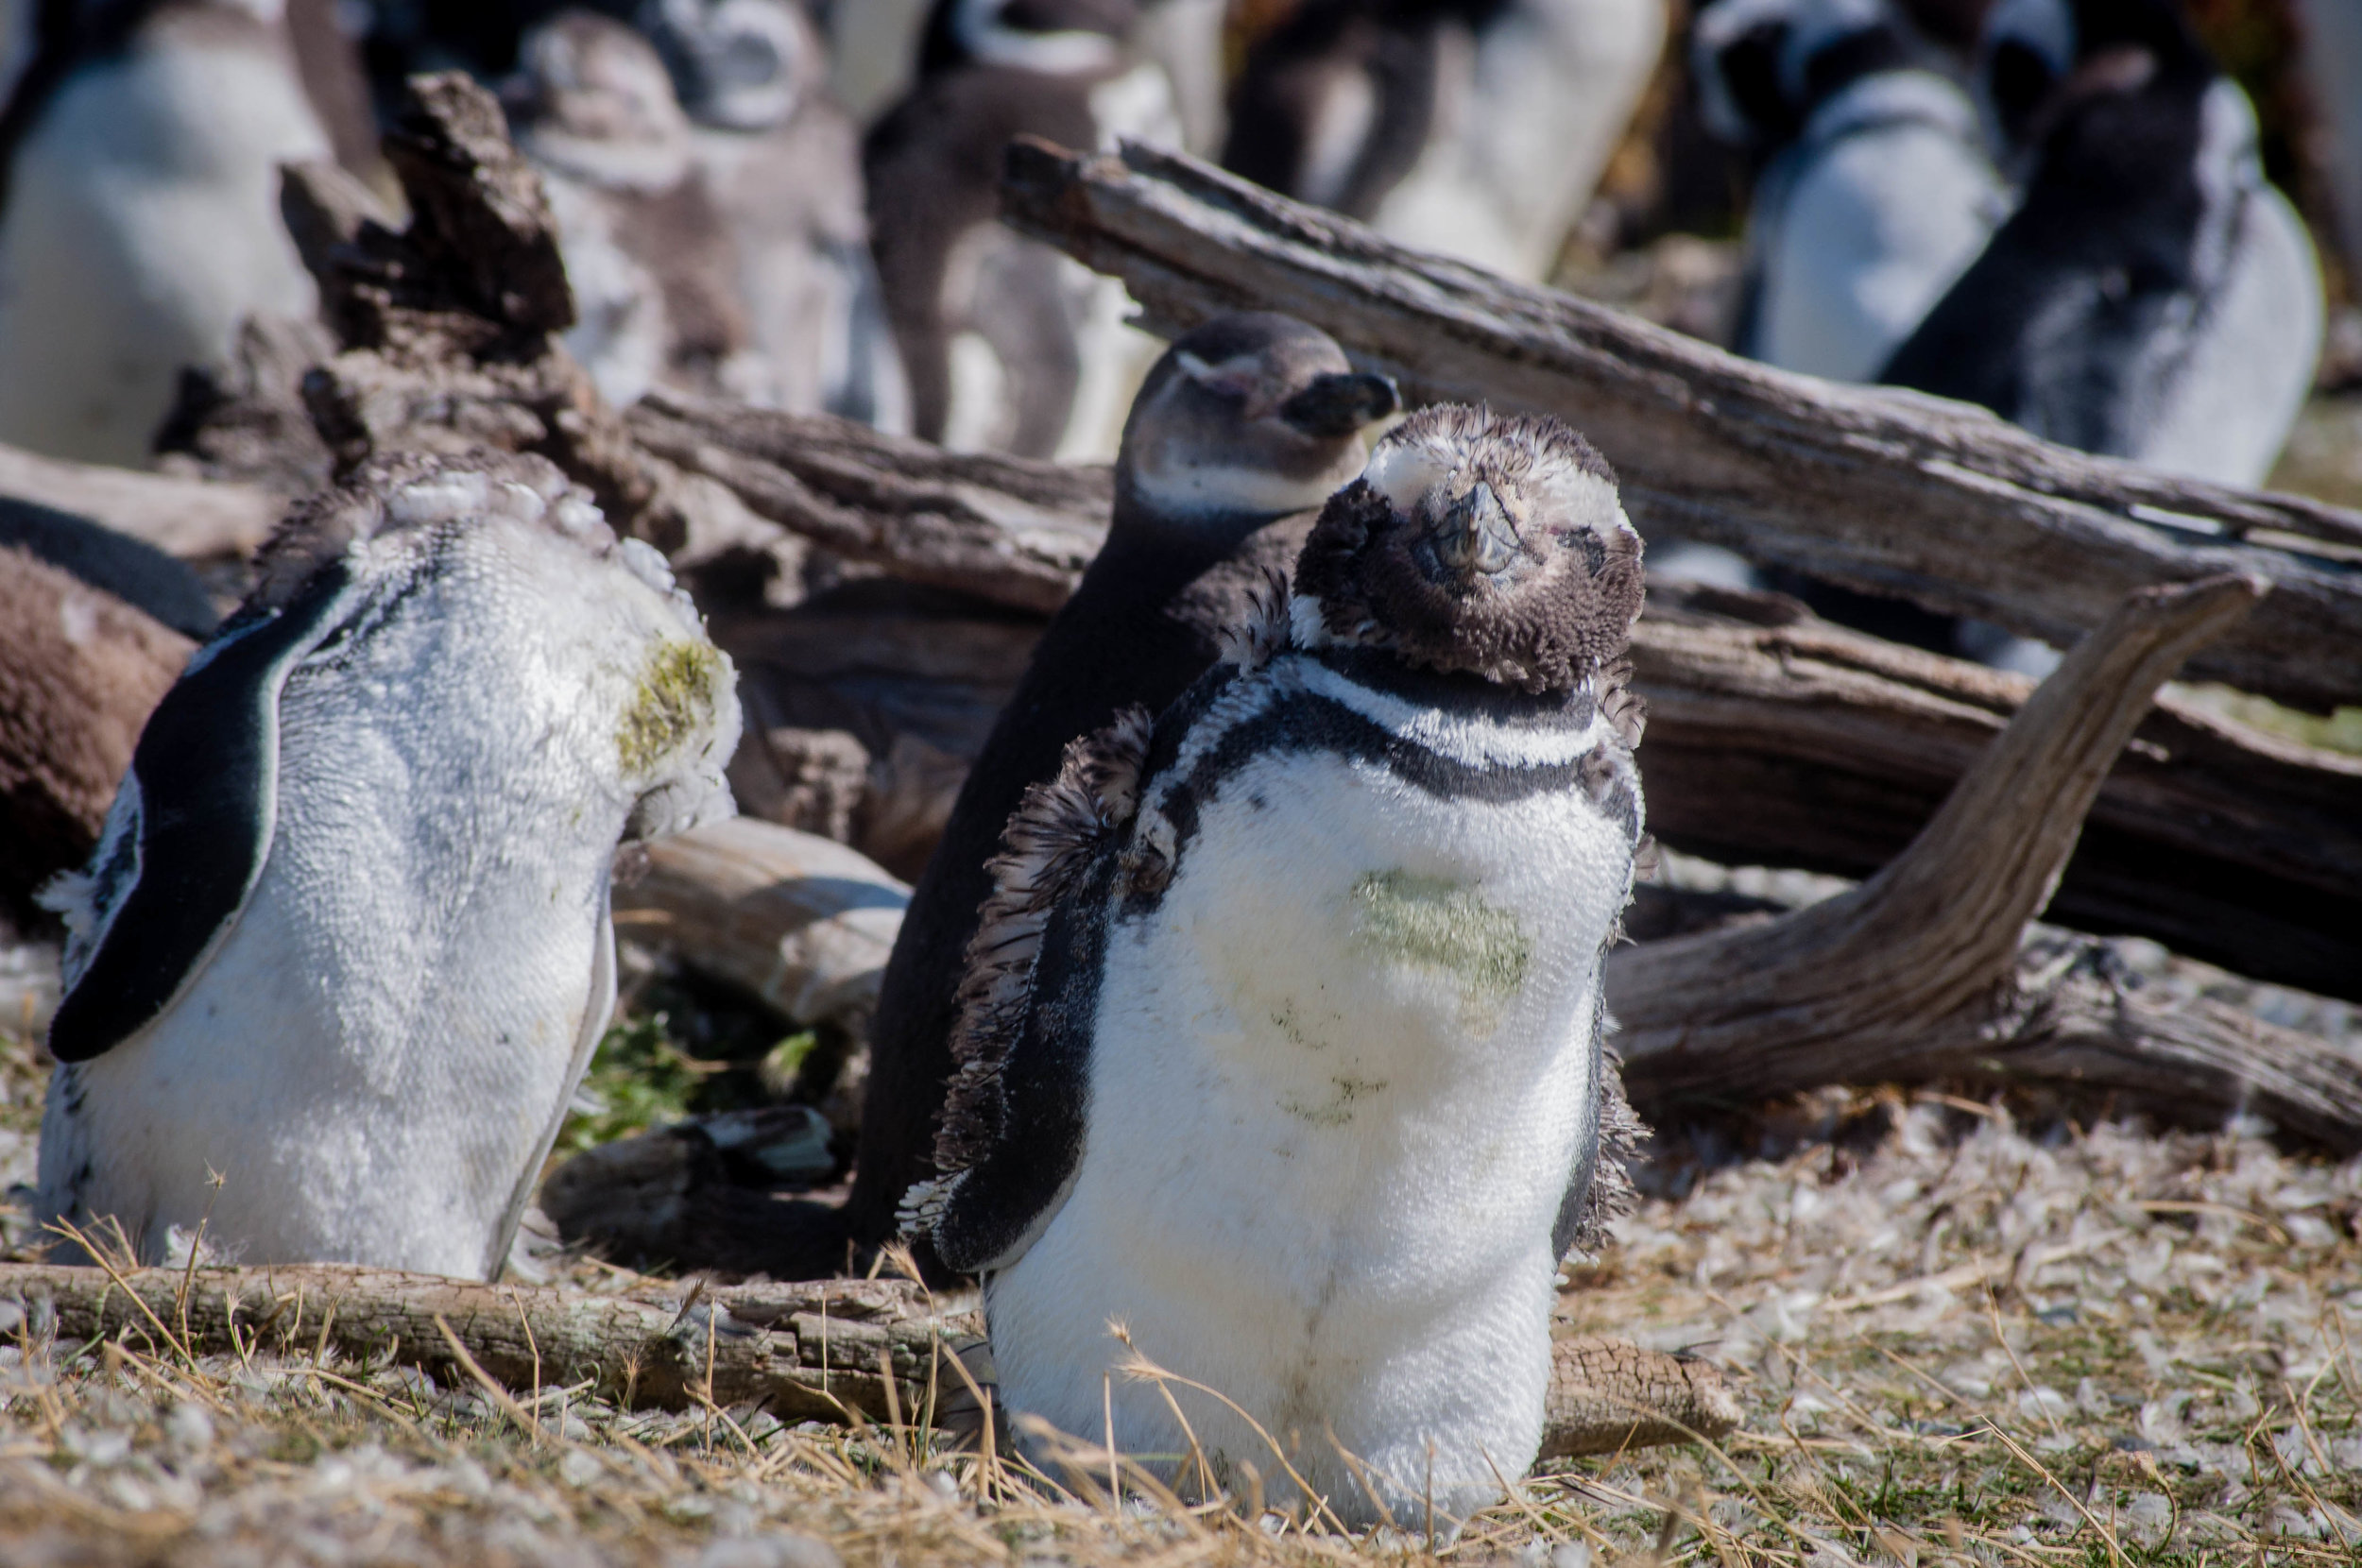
[[1695, 0, 2007, 383], [0, 0, 370, 467], [864, 0, 1182, 460], [1880, 0, 2322, 487], [2291, 0, 2362, 292], [510, 10, 736, 408], [642, 0, 909, 429], [1224, 0, 1666, 283]]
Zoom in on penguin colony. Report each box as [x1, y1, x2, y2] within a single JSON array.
[[902, 404, 1651, 1525], [34, 452, 740, 1279]]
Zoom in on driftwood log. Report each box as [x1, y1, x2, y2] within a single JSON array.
[[0, 1263, 1741, 1460], [621, 395, 2362, 998], [1635, 585, 2362, 997], [613, 817, 908, 1031], [0, 550, 193, 917], [1000, 137, 2362, 715], [0, 441, 281, 563], [1610, 574, 2362, 1150]]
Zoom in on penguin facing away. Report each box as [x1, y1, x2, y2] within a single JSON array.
[[1878, 0, 2322, 486], [864, 0, 1182, 459], [638, 0, 913, 430], [844, 312, 1400, 1260], [35, 452, 742, 1280], [0, 0, 335, 466], [902, 405, 1650, 1527], [1695, 0, 2008, 383]]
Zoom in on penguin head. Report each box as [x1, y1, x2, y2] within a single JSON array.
[[1291, 406, 1644, 693], [511, 12, 694, 191], [1691, 0, 1908, 151], [1116, 312, 1400, 525], [920, 0, 1137, 77], [252, 452, 741, 843], [638, 0, 819, 132], [1977, 0, 2214, 159]]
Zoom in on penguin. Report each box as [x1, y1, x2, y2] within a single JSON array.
[[863, 0, 1183, 459], [1694, 0, 2009, 383], [637, 0, 912, 430], [844, 312, 1399, 1260], [1878, 0, 2323, 487], [900, 403, 1650, 1527], [1223, 0, 1667, 284], [2292, 0, 2362, 289], [33, 451, 742, 1280], [0, 496, 219, 638], [510, 10, 735, 409], [0, 0, 347, 467]]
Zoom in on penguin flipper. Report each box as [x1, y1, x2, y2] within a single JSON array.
[[1550, 1033, 1645, 1263], [488, 885, 620, 1282], [43, 564, 358, 1064], [899, 707, 1155, 1275]]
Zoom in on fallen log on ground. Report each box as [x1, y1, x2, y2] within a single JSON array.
[[1635, 585, 2362, 999], [0, 1263, 1742, 1458], [0, 441, 282, 563], [630, 390, 1110, 617], [1001, 137, 2362, 714], [612, 817, 908, 1031], [1610, 575, 2362, 1150]]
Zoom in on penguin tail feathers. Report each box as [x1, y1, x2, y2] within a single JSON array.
[[922, 707, 1155, 1199]]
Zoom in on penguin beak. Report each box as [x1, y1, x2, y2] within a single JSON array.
[[1430, 482, 1523, 580], [1277, 372, 1401, 438]]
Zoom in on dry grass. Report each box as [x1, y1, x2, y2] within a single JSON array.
[[0, 959, 2356, 1565]]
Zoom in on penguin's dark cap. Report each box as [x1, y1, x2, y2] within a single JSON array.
[[1692, 0, 1905, 151], [1292, 405, 1644, 693], [1118, 312, 1400, 523], [1977, 0, 2211, 154]]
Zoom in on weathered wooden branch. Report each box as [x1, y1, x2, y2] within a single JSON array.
[[1634, 585, 2362, 999], [1001, 137, 2362, 713], [629, 390, 1110, 616], [0, 549, 192, 915], [1609, 575, 2362, 1150], [0, 1263, 1739, 1457], [0, 441, 281, 562], [613, 817, 908, 1030]]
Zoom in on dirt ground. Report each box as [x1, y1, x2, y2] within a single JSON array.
[[1, 947, 2357, 1568]]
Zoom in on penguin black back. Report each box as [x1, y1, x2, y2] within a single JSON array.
[[842, 312, 1397, 1258]]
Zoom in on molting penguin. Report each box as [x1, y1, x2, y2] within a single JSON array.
[[1878, 0, 2323, 486], [901, 404, 1650, 1527], [863, 0, 1182, 459], [33, 452, 741, 1279], [845, 312, 1399, 1260], [1695, 0, 2007, 383], [1224, 0, 1666, 284], [0, 0, 340, 466], [638, 0, 912, 430]]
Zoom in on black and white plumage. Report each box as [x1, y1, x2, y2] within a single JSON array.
[[901, 405, 1649, 1526], [846, 311, 1399, 1256], [0, 0, 337, 466], [1878, 0, 2322, 486], [864, 0, 1181, 459], [640, 0, 911, 429], [1696, 0, 2007, 382], [1224, 0, 1665, 284], [34, 452, 742, 1280]]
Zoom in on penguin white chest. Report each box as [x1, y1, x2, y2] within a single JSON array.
[[984, 664, 1635, 1523]]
